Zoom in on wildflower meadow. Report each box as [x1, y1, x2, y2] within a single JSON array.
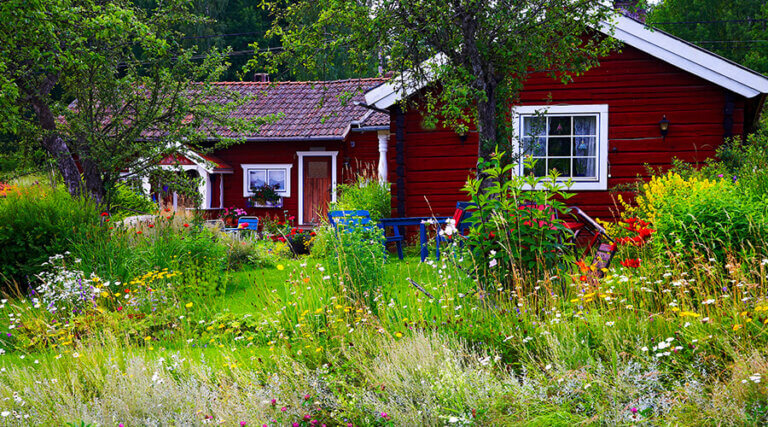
[[0, 132, 767, 426]]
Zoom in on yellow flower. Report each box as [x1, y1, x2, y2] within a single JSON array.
[[733, 324, 743, 331], [679, 311, 700, 318], [277, 264, 285, 270], [185, 302, 193, 308], [315, 347, 322, 352], [395, 332, 403, 338], [101, 292, 109, 298], [144, 336, 152, 341]]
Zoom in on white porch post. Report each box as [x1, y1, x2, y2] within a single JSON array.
[[377, 130, 389, 183], [219, 174, 224, 208]]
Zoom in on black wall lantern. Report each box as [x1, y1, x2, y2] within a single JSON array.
[[659, 115, 670, 139], [457, 129, 469, 143]]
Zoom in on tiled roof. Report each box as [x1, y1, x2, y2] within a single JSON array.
[[207, 78, 389, 140]]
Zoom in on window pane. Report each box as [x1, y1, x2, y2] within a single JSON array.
[[248, 170, 266, 190], [524, 158, 547, 177], [523, 116, 545, 137], [548, 116, 571, 136], [574, 116, 597, 136], [573, 136, 596, 156], [548, 137, 571, 156], [267, 169, 286, 191], [573, 158, 596, 178], [548, 158, 571, 177], [522, 136, 545, 156]]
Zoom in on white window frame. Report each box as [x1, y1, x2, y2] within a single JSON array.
[[241, 164, 293, 198], [512, 104, 609, 191]]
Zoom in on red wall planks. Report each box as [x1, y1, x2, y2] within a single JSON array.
[[209, 130, 382, 222], [395, 44, 746, 220]]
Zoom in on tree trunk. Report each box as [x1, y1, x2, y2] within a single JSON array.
[[476, 80, 499, 190], [41, 134, 83, 197], [29, 91, 83, 197], [476, 83, 498, 162]]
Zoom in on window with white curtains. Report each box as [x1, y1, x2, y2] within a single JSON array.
[[513, 105, 609, 190]]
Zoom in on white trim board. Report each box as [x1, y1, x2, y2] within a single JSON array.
[[297, 151, 338, 225], [364, 14, 768, 109]]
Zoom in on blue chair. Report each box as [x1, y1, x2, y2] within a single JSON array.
[[224, 216, 259, 239], [327, 210, 374, 230]]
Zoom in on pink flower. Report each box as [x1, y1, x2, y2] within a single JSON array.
[[630, 407, 638, 414], [304, 394, 311, 400], [270, 398, 276, 406], [281, 407, 287, 412], [240, 422, 247, 427]]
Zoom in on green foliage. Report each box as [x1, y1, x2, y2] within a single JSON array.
[[0, 0, 264, 204], [636, 171, 767, 259], [258, 0, 617, 160], [0, 186, 100, 286], [109, 184, 157, 221], [709, 131, 768, 199], [648, 0, 768, 74], [460, 151, 573, 287], [332, 175, 391, 221], [323, 223, 386, 308]]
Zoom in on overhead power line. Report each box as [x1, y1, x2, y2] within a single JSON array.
[[651, 18, 768, 25]]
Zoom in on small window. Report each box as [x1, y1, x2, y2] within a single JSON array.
[[513, 105, 608, 191], [241, 164, 293, 198]]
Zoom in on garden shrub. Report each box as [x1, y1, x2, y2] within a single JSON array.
[[332, 173, 391, 221], [323, 222, 386, 308], [70, 212, 230, 284], [108, 183, 157, 221], [226, 238, 291, 270], [460, 151, 573, 288], [0, 186, 101, 287], [636, 171, 768, 259]]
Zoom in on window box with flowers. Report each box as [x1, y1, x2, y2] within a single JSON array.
[[247, 183, 283, 208], [242, 164, 291, 208]]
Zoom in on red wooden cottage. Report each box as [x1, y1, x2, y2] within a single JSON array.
[[159, 78, 389, 225], [362, 14, 768, 220]]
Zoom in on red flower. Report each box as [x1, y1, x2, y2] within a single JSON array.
[[183, 223, 189, 228], [125, 289, 131, 293], [148, 224, 154, 228], [100, 212, 109, 217], [116, 306, 122, 311], [136, 231, 142, 235], [165, 208, 171, 212], [620, 258, 641, 268], [277, 236, 286, 242]]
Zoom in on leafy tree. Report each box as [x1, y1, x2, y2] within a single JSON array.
[[256, 0, 618, 168], [0, 0, 261, 205], [647, 0, 768, 74]]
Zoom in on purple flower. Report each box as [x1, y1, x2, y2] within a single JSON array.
[[718, 174, 724, 178], [630, 407, 638, 414]]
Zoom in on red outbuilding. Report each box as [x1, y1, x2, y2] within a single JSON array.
[[362, 14, 768, 220]]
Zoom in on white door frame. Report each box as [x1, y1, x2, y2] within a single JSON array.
[[297, 151, 338, 225]]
